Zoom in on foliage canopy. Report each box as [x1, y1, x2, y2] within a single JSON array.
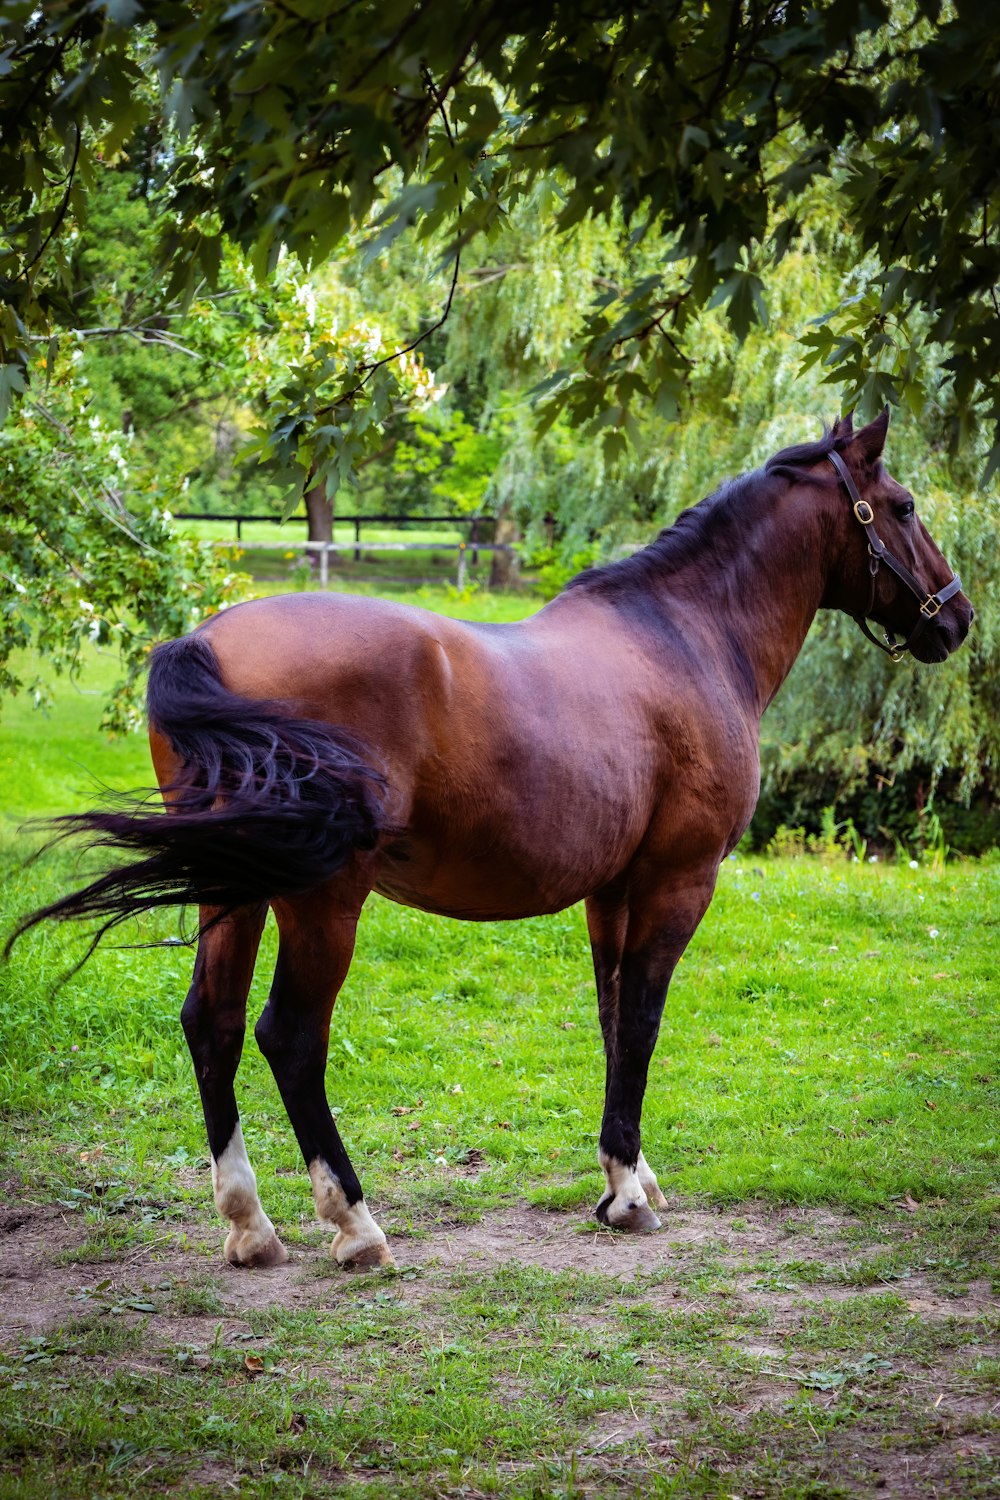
[[2, 0, 999, 483]]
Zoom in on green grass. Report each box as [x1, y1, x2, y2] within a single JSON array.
[[1, 581, 997, 1498], [1, 1260, 997, 1498]]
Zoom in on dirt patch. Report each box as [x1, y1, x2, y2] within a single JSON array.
[[0, 1195, 880, 1348], [394, 1198, 883, 1276], [2, 1195, 997, 1497], [0, 1195, 987, 1338]]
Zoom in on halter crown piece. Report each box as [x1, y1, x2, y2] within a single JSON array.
[[827, 450, 962, 663]]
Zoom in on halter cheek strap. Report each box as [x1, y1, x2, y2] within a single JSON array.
[[827, 449, 963, 663]]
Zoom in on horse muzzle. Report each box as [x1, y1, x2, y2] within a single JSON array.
[[908, 595, 974, 664]]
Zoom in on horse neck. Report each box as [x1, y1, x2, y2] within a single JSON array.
[[664, 480, 838, 716]]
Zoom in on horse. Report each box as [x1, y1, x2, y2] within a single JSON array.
[[13, 409, 972, 1270]]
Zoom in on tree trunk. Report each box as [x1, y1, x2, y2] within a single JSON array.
[[489, 503, 521, 589], [304, 476, 333, 576], [304, 479, 333, 544]]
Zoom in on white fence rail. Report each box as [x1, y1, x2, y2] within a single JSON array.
[[202, 537, 512, 588]]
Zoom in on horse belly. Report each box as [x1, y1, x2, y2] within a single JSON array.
[[370, 795, 641, 921], [372, 853, 594, 921]]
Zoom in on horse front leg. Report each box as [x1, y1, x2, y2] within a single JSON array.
[[255, 889, 393, 1270], [590, 869, 718, 1233], [181, 903, 287, 1267], [587, 885, 664, 1223]]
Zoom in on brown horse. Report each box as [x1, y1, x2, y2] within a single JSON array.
[[16, 410, 971, 1269]]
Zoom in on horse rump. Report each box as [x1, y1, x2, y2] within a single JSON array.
[[6, 633, 388, 954]]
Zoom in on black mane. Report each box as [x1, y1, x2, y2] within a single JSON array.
[[566, 422, 848, 596], [764, 424, 850, 483]]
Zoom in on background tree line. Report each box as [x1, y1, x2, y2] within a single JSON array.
[[0, 0, 997, 848]]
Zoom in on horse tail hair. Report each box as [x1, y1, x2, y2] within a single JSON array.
[[6, 633, 388, 956]]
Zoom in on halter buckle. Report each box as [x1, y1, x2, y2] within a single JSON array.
[[920, 594, 942, 619], [853, 499, 874, 524]]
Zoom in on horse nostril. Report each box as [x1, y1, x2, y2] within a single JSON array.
[[969, 605, 975, 623]]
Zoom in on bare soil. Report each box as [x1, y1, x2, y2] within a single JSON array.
[[1, 1195, 996, 1498]]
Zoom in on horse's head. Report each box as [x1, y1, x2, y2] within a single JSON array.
[[823, 410, 973, 664]]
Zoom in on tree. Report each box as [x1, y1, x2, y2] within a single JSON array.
[[1, 0, 998, 485], [0, 364, 240, 731], [0, 143, 449, 707]]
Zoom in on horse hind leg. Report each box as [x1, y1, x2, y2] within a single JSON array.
[[255, 890, 393, 1270], [182, 903, 287, 1267]]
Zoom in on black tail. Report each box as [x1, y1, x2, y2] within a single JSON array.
[[7, 634, 387, 956]]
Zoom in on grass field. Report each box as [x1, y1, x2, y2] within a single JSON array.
[[0, 584, 997, 1498]]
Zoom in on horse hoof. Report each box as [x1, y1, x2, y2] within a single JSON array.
[[333, 1233, 396, 1270], [224, 1227, 290, 1268], [595, 1195, 662, 1234]]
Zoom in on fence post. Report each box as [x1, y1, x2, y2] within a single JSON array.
[[354, 518, 362, 562], [236, 517, 243, 541], [319, 543, 329, 589], [456, 541, 467, 591]]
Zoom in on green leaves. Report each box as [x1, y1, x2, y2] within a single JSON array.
[[799, 280, 934, 426], [0, 366, 237, 731], [362, 185, 442, 265], [708, 270, 769, 343], [0, 363, 25, 424]]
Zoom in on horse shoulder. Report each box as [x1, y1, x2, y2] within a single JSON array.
[[631, 664, 762, 866]]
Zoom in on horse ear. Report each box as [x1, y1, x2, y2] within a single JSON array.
[[833, 411, 854, 439], [853, 406, 890, 464]]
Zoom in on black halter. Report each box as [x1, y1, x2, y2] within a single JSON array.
[[827, 450, 963, 664]]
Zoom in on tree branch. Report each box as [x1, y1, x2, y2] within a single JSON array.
[[17, 123, 81, 283], [315, 64, 464, 415]]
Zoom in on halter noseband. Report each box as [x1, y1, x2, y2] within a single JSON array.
[[827, 449, 963, 664]]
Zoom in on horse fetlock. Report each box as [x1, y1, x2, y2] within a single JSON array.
[[597, 1149, 663, 1233], [212, 1125, 265, 1222], [308, 1158, 394, 1269], [636, 1150, 668, 1209], [213, 1176, 259, 1222], [211, 1126, 287, 1266]]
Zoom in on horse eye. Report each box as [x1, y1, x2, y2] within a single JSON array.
[[895, 500, 915, 519]]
